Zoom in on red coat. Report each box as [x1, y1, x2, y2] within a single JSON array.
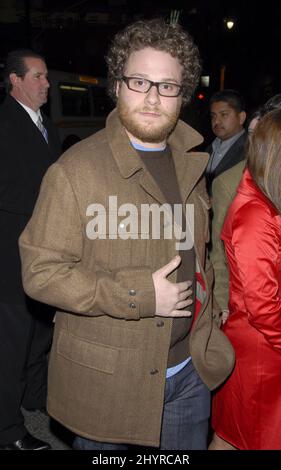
[[212, 169, 281, 450]]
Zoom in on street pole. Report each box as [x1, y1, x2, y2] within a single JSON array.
[[220, 64, 226, 90]]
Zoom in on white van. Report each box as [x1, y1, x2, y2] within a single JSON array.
[[45, 70, 113, 151], [0, 67, 113, 151]]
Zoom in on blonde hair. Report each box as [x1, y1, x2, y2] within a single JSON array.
[[247, 109, 281, 213]]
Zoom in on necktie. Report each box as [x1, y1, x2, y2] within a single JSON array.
[[37, 116, 48, 143]]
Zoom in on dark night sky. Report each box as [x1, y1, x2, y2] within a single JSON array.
[[0, 0, 280, 111]]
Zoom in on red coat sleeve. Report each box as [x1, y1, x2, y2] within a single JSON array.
[[232, 201, 281, 351]]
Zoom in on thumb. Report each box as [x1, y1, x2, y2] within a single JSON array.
[[159, 255, 181, 278]]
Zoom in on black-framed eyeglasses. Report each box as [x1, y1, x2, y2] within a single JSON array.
[[120, 76, 182, 97]]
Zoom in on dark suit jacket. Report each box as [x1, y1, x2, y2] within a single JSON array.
[[205, 131, 247, 194], [0, 95, 61, 303]]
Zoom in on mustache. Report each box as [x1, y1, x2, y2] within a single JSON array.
[[137, 107, 174, 119], [139, 107, 161, 113]]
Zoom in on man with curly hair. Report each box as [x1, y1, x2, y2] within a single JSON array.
[[19, 18, 234, 450]]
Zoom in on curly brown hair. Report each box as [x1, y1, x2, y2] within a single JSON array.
[[106, 18, 201, 105]]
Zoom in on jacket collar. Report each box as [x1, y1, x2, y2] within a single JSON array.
[[239, 168, 279, 214], [212, 131, 247, 177], [4, 94, 46, 126], [106, 109, 209, 204]]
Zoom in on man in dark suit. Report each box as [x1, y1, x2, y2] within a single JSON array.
[[0, 49, 61, 450], [205, 89, 247, 195]]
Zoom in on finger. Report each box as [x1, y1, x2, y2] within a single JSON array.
[[170, 310, 192, 317], [176, 280, 193, 293], [176, 299, 193, 310], [178, 289, 193, 302], [222, 311, 229, 323], [158, 256, 181, 278]]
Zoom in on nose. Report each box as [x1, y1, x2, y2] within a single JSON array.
[[145, 84, 161, 105], [42, 76, 50, 88], [212, 115, 220, 127]]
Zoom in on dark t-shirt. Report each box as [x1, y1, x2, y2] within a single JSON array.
[[138, 146, 195, 367]]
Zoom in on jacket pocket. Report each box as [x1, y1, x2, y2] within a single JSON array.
[[57, 329, 118, 374]]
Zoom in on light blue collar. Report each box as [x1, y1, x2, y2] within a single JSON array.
[[132, 141, 166, 152]]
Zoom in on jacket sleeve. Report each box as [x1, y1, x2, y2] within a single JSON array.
[[210, 177, 232, 312], [231, 202, 281, 351], [19, 163, 155, 320]]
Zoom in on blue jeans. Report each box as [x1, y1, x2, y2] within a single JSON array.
[[73, 360, 210, 450]]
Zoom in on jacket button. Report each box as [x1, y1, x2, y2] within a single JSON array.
[[150, 368, 159, 375], [129, 289, 136, 296], [129, 302, 136, 309], [156, 320, 164, 327]]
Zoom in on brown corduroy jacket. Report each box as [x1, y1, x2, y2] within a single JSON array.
[[19, 109, 234, 447]]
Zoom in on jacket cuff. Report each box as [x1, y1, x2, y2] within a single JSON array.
[[114, 267, 155, 320]]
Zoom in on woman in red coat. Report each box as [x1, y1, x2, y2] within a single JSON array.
[[210, 109, 281, 450]]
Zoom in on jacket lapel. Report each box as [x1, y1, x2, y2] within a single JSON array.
[[107, 109, 208, 205], [172, 148, 208, 205], [168, 119, 209, 204], [214, 132, 247, 177], [107, 110, 166, 204], [138, 171, 167, 205]]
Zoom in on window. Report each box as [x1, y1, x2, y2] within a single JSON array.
[[59, 83, 91, 117], [91, 86, 113, 117]]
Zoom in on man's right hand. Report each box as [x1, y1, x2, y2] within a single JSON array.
[[152, 255, 193, 317]]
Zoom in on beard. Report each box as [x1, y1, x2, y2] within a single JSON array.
[[117, 100, 181, 144]]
